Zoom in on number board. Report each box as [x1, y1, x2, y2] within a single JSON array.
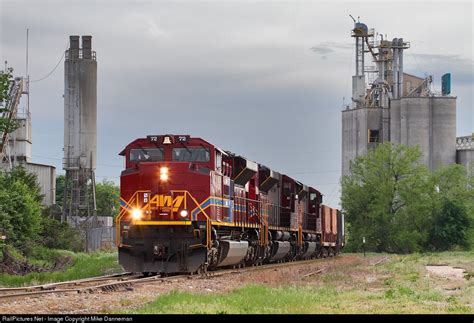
[[147, 135, 189, 143], [147, 135, 159, 143], [176, 135, 189, 142]]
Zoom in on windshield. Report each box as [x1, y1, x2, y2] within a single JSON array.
[[172, 147, 210, 162], [130, 148, 164, 162]]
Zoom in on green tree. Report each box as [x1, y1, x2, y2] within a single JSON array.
[[56, 176, 119, 216], [0, 167, 43, 250], [0, 68, 12, 103], [0, 68, 20, 142], [428, 165, 473, 250], [55, 174, 66, 208], [95, 179, 120, 217], [429, 200, 470, 250], [341, 143, 433, 253]]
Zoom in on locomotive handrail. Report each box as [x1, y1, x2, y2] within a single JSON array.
[[116, 190, 213, 249], [117, 190, 314, 249], [233, 195, 266, 223]]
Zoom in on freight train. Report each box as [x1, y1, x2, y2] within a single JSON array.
[[116, 134, 344, 274]]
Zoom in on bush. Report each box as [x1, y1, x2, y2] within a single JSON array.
[[0, 167, 43, 249], [428, 199, 470, 251], [0, 167, 84, 256], [39, 216, 84, 252]]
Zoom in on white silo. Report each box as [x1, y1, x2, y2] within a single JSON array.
[[63, 35, 97, 219]]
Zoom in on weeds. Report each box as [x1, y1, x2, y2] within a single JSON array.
[[125, 252, 473, 314], [0, 250, 121, 287]]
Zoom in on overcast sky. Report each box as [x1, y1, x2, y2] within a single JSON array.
[[1, 0, 473, 208]]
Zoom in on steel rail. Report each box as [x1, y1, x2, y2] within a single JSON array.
[[0, 272, 134, 294], [0, 255, 340, 300]]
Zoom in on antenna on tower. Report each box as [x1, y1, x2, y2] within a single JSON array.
[[26, 28, 30, 114], [349, 14, 356, 23]]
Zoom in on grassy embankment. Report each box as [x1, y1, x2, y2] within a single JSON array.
[[128, 252, 474, 314], [0, 248, 122, 287]]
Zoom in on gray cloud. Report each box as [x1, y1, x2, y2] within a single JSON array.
[[408, 53, 473, 85], [310, 46, 335, 54], [1, 0, 472, 208]]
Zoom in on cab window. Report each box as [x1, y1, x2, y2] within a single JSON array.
[[172, 147, 210, 162], [129, 148, 164, 162]]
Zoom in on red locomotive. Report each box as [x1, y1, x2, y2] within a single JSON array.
[[117, 134, 344, 274]]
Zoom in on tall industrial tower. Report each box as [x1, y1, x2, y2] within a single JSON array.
[[342, 18, 457, 176], [63, 35, 97, 220]]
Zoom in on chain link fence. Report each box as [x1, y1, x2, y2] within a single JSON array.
[[84, 226, 116, 252]]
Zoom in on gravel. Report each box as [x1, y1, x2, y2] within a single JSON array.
[[0, 255, 360, 314]]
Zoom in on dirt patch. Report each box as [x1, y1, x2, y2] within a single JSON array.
[[425, 265, 467, 280]]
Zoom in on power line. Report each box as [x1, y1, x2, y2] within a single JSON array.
[[287, 170, 340, 175], [32, 155, 339, 174], [32, 154, 123, 168], [30, 42, 68, 83]]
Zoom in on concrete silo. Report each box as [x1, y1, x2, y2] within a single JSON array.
[[63, 35, 97, 219], [341, 19, 458, 176]]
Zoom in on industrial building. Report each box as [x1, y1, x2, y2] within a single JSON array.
[[0, 35, 110, 251], [0, 76, 56, 206], [62, 35, 115, 251], [62, 35, 97, 220], [457, 135, 474, 174], [342, 18, 473, 176]]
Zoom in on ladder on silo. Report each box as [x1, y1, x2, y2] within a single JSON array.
[[64, 168, 94, 218], [0, 78, 23, 166]]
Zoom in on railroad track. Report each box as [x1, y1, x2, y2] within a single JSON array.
[[0, 272, 145, 299], [0, 256, 338, 300]]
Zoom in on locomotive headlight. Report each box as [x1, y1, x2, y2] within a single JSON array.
[[160, 167, 169, 181], [180, 209, 188, 218], [131, 208, 143, 220]]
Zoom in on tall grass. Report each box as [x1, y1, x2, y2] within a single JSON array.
[[127, 283, 469, 314], [0, 250, 122, 287], [125, 252, 474, 314]]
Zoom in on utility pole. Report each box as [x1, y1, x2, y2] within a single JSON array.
[[363, 236, 366, 258]]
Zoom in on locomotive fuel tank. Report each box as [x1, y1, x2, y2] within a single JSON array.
[[301, 241, 317, 258], [217, 240, 249, 267], [270, 241, 291, 261]]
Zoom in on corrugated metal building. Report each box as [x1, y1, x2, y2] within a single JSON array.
[[2, 101, 56, 206], [24, 162, 56, 206]]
